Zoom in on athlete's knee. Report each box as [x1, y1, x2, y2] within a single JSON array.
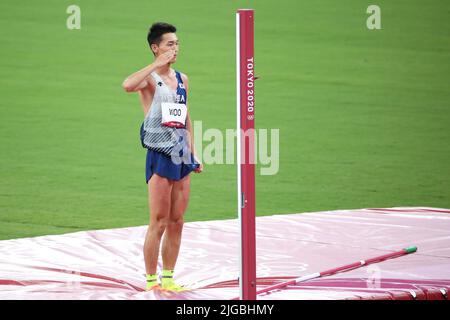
[[151, 216, 169, 237], [168, 216, 184, 231]]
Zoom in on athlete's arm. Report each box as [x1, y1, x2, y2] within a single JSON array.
[[182, 74, 194, 153], [122, 50, 176, 92], [183, 74, 203, 173], [186, 112, 195, 154]]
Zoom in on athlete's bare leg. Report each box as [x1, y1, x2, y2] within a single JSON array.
[[162, 174, 190, 270], [144, 173, 173, 275]]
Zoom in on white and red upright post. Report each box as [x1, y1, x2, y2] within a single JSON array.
[[236, 9, 256, 300]]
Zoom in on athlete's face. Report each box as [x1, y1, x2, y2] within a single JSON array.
[[152, 33, 179, 63]]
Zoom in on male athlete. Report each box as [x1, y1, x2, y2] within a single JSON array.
[[122, 22, 203, 291]]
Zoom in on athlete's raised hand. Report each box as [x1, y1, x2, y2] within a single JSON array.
[[154, 50, 176, 68]]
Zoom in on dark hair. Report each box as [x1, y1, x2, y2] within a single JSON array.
[[147, 22, 177, 55]]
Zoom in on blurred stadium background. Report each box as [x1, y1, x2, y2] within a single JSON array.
[[0, 0, 448, 239]]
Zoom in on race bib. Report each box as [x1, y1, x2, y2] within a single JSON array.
[[161, 102, 187, 128]]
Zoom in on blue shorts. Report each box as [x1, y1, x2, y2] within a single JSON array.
[[145, 149, 200, 183]]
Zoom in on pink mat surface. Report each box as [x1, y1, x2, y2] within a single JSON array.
[[0, 207, 449, 300]]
